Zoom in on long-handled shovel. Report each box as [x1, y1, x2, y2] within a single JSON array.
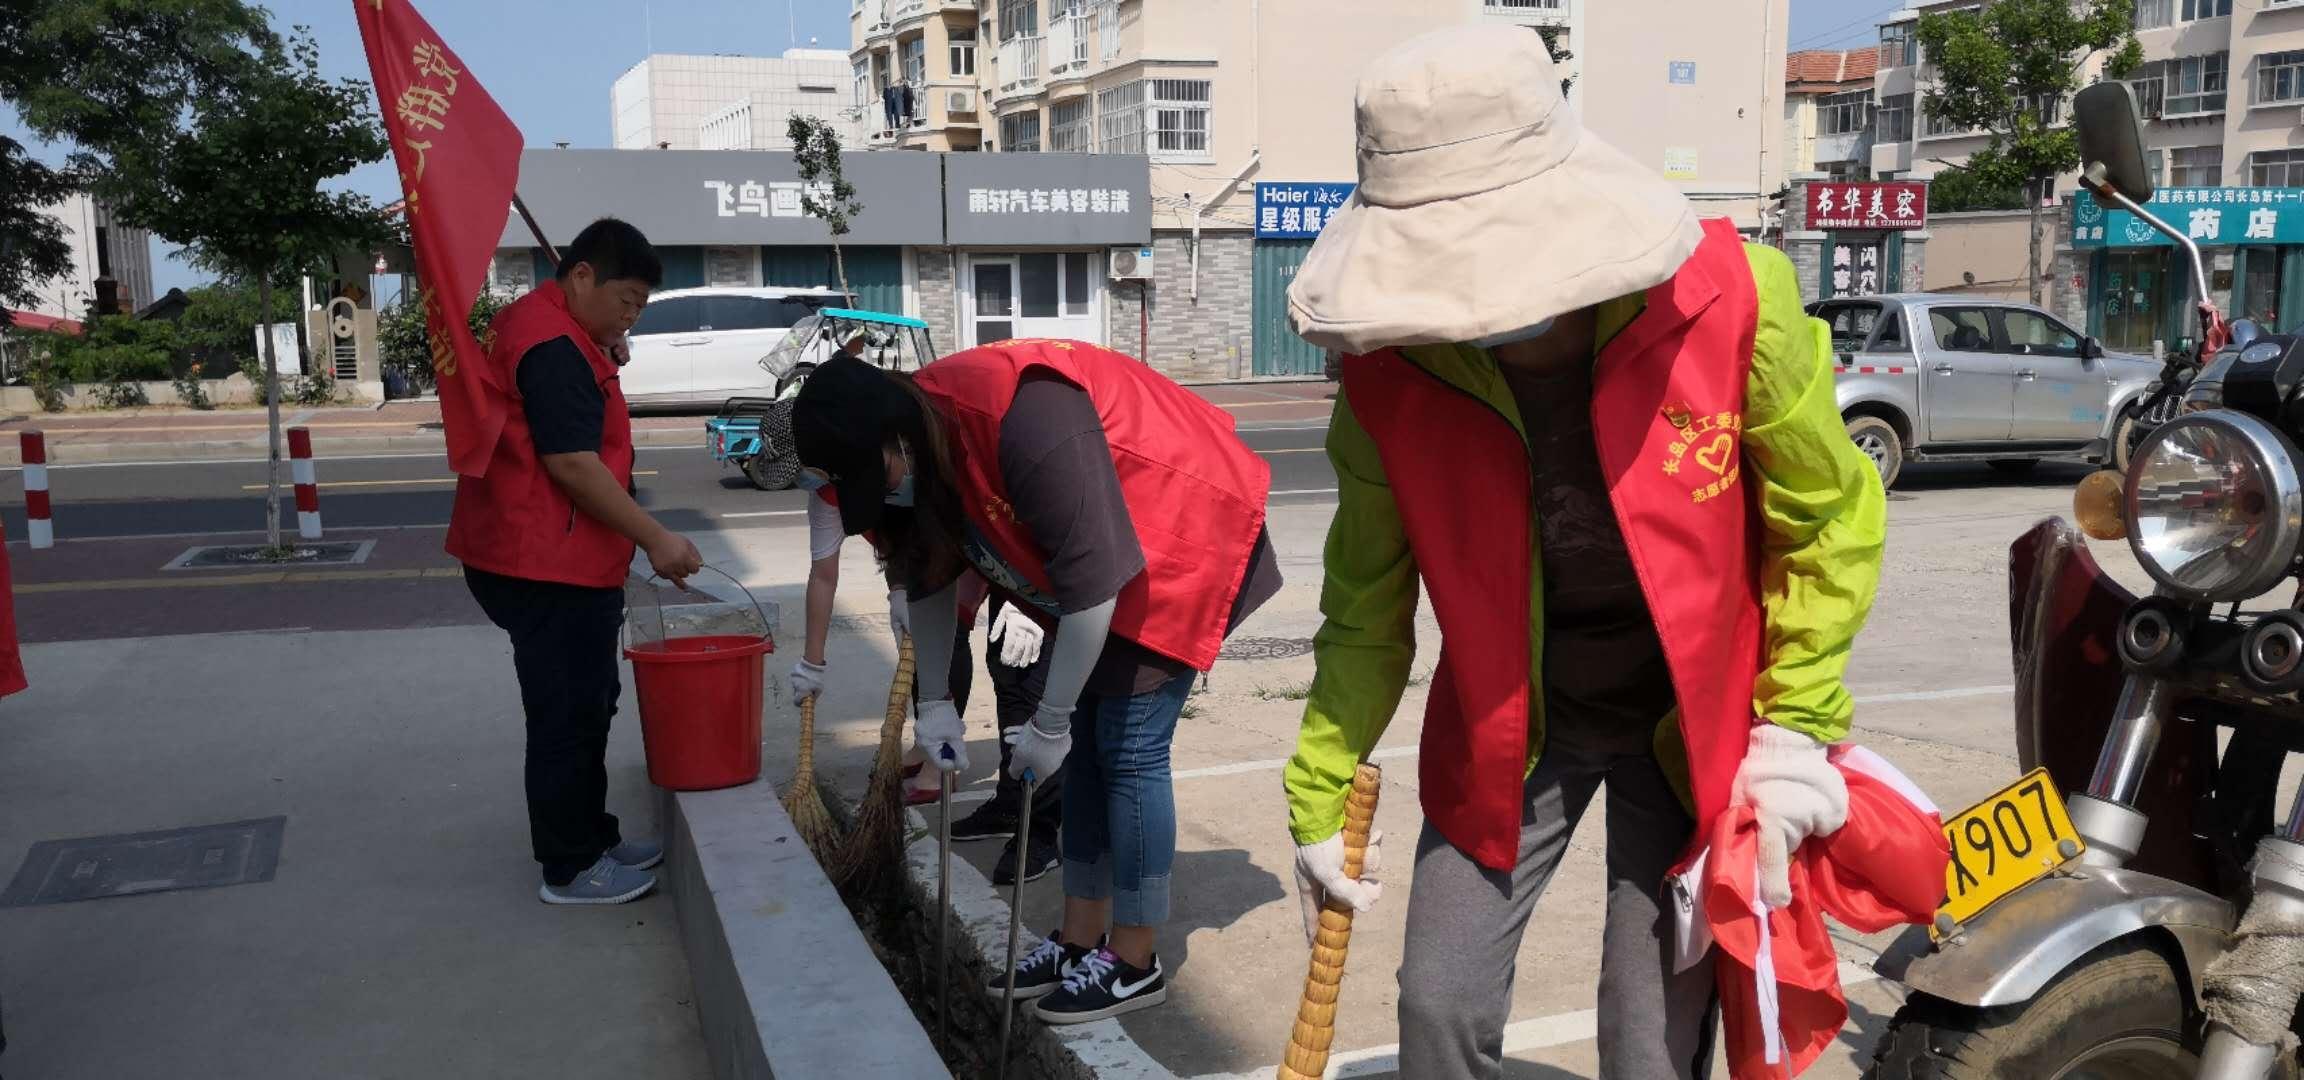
[[995, 770, 1040, 1080], [935, 745, 955, 1049], [1277, 762, 1383, 1080]]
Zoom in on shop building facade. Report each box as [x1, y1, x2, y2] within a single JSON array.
[[2054, 184, 2304, 356], [1779, 176, 1931, 303], [488, 147, 1156, 370]]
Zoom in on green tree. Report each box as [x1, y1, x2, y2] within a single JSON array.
[[0, 0, 276, 328], [789, 114, 865, 299], [378, 286, 511, 398], [0, 138, 73, 328], [1916, 0, 2142, 305], [80, 28, 388, 549], [176, 278, 300, 377], [1927, 166, 2026, 213], [1533, 25, 1576, 98]]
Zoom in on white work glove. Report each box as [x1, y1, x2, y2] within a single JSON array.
[[912, 698, 967, 773], [1733, 725, 1849, 909], [789, 659, 826, 706], [1005, 706, 1072, 783], [989, 606, 1045, 668], [1293, 828, 1385, 945], [887, 589, 910, 645]]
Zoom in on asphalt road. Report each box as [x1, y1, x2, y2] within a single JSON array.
[[0, 421, 1340, 542]]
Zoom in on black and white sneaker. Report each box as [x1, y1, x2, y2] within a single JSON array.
[[949, 802, 1018, 843], [986, 931, 1100, 1000], [1033, 947, 1166, 1024], [992, 826, 1060, 886]]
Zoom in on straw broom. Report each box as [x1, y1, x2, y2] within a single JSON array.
[[831, 634, 918, 889], [781, 695, 842, 864], [1277, 763, 1383, 1080]]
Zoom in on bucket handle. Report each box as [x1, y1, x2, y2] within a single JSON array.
[[628, 564, 774, 651]]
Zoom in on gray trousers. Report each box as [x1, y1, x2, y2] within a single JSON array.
[[1397, 719, 1719, 1079]]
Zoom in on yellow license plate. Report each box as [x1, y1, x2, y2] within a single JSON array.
[[1936, 768, 2084, 933]]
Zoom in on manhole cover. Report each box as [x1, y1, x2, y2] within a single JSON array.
[[1, 816, 286, 907], [1221, 636, 1315, 661], [164, 540, 375, 570]]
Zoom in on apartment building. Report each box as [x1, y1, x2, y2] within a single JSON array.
[[611, 50, 867, 152], [851, 0, 1789, 380], [1785, 47, 1878, 179], [15, 193, 154, 323]]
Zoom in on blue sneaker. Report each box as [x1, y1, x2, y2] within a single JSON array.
[[540, 856, 656, 905], [608, 837, 664, 870]]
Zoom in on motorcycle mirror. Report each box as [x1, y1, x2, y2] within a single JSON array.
[[2075, 83, 2154, 204]]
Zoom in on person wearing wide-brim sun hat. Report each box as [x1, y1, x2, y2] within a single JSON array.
[[1278, 25, 1889, 1079]]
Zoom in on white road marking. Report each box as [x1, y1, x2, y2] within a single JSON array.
[[1181, 963, 1880, 1080], [0, 444, 696, 472], [1860, 685, 2013, 703], [1270, 487, 1340, 497], [719, 509, 810, 520]]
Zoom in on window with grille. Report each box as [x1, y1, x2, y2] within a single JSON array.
[[999, 0, 1038, 40], [951, 26, 977, 77], [2182, 0, 2231, 19], [1922, 104, 1972, 138], [1000, 109, 1042, 152], [901, 37, 926, 86], [2260, 50, 2304, 104], [2135, 0, 2173, 29], [2254, 149, 2304, 187], [1877, 93, 1913, 141], [1049, 97, 1091, 152], [854, 61, 872, 107], [2165, 52, 2227, 114], [1879, 23, 1915, 68], [1484, 0, 1565, 10], [1097, 80, 1145, 153], [1150, 78, 1211, 159], [1819, 89, 1871, 136], [2172, 145, 2223, 186], [2127, 62, 2167, 116]]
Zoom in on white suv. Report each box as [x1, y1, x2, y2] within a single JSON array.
[[619, 286, 849, 408]]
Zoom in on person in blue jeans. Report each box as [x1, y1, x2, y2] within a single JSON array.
[[789, 343, 1278, 1024]]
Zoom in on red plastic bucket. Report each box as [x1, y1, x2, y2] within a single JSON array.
[[624, 568, 774, 791], [626, 633, 772, 791]]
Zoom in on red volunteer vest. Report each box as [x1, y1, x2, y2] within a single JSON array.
[[446, 282, 638, 588], [913, 339, 1270, 670], [1342, 219, 1766, 871]]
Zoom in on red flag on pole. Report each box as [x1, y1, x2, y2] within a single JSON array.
[[354, 0, 523, 476]]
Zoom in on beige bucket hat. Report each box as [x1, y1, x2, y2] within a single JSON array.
[[1288, 25, 1704, 355]]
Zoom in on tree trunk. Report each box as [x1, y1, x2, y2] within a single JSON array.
[[259, 273, 283, 551], [2028, 182, 2046, 307], [830, 243, 852, 304]]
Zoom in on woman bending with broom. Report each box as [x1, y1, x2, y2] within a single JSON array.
[[790, 338, 1277, 1024]]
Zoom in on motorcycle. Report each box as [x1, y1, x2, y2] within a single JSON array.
[[1859, 82, 2304, 1079]]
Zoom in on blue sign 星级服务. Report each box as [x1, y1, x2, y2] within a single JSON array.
[[1255, 182, 1355, 239], [2073, 187, 2304, 248]]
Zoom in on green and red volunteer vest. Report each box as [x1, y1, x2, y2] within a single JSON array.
[[447, 281, 638, 589], [1342, 219, 1767, 870], [913, 339, 1270, 670]]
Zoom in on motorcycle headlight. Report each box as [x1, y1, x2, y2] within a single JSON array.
[[2127, 411, 2304, 601]]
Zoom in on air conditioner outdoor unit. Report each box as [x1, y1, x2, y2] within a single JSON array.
[[947, 90, 976, 113], [1109, 245, 1154, 280]]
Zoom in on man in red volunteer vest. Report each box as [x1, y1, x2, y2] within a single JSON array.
[[448, 218, 703, 906], [1280, 29, 1888, 1077], [791, 338, 1275, 1023]]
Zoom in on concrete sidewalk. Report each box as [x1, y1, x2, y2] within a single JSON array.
[[0, 622, 708, 1079]]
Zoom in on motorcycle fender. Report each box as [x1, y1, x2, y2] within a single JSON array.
[[1873, 866, 2232, 1009]]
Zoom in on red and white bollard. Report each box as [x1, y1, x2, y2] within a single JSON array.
[[21, 430, 50, 549], [288, 427, 322, 540]]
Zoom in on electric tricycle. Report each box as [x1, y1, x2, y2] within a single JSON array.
[[704, 308, 938, 491]]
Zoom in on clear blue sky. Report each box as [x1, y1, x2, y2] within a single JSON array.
[[9, 0, 1895, 297]]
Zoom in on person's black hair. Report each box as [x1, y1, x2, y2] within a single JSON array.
[[557, 217, 663, 287]]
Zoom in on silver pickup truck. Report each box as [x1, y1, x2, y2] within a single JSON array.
[[1808, 294, 2161, 488]]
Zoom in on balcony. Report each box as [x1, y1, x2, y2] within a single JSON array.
[[891, 0, 929, 26], [1046, 14, 1092, 79], [1484, 0, 1567, 25], [997, 34, 1043, 98]]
